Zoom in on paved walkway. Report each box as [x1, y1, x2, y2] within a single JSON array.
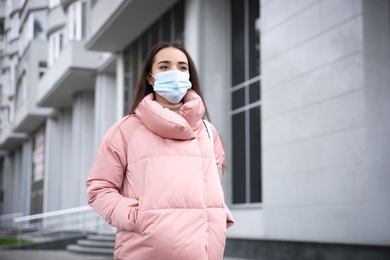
[[0, 250, 111, 260], [0, 249, 249, 260]]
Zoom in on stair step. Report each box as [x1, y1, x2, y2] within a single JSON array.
[[96, 231, 116, 236], [78, 239, 115, 248], [87, 234, 116, 242], [67, 244, 113, 255]]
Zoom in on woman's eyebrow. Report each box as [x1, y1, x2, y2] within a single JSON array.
[[157, 60, 188, 65]]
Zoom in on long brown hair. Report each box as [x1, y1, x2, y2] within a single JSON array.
[[128, 42, 210, 120]]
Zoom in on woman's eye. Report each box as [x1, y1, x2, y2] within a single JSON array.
[[159, 66, 169, 70], [179, 66, 188, 71]]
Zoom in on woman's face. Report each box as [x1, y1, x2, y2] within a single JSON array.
[[148, 47, 189, 104]]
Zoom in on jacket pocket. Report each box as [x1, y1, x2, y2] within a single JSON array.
[[134, 196, 144, 234]]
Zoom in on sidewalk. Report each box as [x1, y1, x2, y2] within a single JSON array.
[[0, 249, 249, 260], [0, 249, 111, 260]]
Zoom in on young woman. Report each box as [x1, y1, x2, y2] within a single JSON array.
[[86, 42, 234, 260]]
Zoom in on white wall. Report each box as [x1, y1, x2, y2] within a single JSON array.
[[44, 115, 62, 212], [260, 0, 389, 246], [72, 91, 95, 207], [94, 73, 116, 150], [59, 108, 73, 209], [44, 94, 96, 211]]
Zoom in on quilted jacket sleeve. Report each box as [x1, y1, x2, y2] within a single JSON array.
[[86, 132, 138, 231], [211, 124, 235, 229]]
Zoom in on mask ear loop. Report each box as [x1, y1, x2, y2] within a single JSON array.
[[149, 72, 155, 87]]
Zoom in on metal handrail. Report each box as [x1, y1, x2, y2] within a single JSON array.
[[0, 212, 23, 232], [5, 205, 114, 245], [0, 212, 23, 220], [13, 205, 91, 222]]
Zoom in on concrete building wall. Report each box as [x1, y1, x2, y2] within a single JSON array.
[[262, 0, 365, 243], [58, 108, 73, 209], [71, 91, 94, 207], [259, 0, 389, 246], [44, 115, 62, 212], [94, 73, 116, 150], [184, 0, 232, 190], [7, 144, 32, 215]]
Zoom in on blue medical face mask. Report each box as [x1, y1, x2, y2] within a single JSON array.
[[150, 70, 192, 103]]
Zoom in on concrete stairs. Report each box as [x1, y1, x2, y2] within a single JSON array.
[[66, 233, 115, 256]]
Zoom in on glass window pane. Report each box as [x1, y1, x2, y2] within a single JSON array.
[[141, 31, 149, 60], [174, 0, 184, 44], [231, 0, 245, 86], [124, 49, 130, 114], [232, 87, 245, 110], [248, 0, 260, 78], [250, 106, 261, 202], [33, 12, 46, 39], [81, 2, 86, 39], [249, 80, 260, 103], [161, 11, 171, 42], [132, 42, 139, 87], [232, 112, 246, 204], [150, 21, 160, 47]]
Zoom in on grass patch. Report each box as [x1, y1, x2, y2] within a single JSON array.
[[0, 237, 32, 246]]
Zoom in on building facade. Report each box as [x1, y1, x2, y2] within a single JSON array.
[[0, 0, 389, 258]]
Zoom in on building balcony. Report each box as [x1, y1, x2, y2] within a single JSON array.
[[13, 40, 52, 133], [2, 52, 10, 69], [37, 40, 100, 108], [20, 0, 47, 26], [9, 37, 19, 55], [85, 0, 178, 52], [0, 123, 27, 150], [60, 0, 75, 10], [10, 0, 22, 15], [47, 4, 65, 35], [13, 100, 52, 133]]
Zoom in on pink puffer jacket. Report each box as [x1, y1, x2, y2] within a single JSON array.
[[86, 90, 234, 260]]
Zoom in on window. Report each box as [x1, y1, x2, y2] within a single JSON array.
[[123, 0, 184, 115], [48, 30, 64, 66], [31, 127, 45, 216], [0, 107, 10, 129], [3, 70, 10, 95], [19, 10, 47, 53], [68, 1, 87, 41], [11, 14, 19, 40], [10, 55, 17, 87], [38, 61, 47, 78], [15, 74, 27, 109], [231, 0, 261, 204], [33, 12, 46, 40]]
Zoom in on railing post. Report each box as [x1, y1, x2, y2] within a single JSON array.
[[17, 223, 21, 246]]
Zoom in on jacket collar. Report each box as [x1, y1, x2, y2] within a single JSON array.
[[135, 90, 205, 140]]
